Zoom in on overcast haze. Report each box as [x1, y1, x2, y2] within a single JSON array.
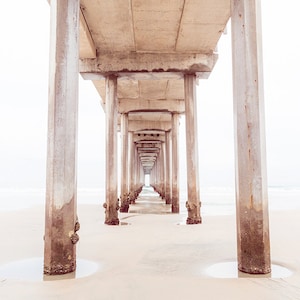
[[0, 0, 299, 189]]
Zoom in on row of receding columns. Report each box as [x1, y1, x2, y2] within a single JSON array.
[[104, 75, 203, 223], [44, 0, 270, 276]]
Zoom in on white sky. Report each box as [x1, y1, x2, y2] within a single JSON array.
[[0, 0, 299, 189]]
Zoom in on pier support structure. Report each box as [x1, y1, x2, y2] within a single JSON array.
[[158, 146, 165, 199], [171, 113, 180, 213], [231, 0, 271, 274], [104, 75, 120, 225], [120, 113, 129, 212], [44, 0, 80, 275], [184, 74, 202, 224], [165, 132, 171, 204], [128, 132, 136, 203]]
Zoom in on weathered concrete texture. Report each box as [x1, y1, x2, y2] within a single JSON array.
[[184, 74, 202, 224], [186, 202, 202, 225], [79, 52, 217, 74], [120, 193, 130, 213], [120, 113, 129, 212], [103, 201, 120, 225], [44, 200, 78, 275], [79, 9, 96, 58], [238, 207, 271, 274], [119, 99, 185, 114], [128, 132, 135, 193], [171, 113, 180, 213], [79, 0, 230, 53], [44, 0, 80, 275], [231, 0, 270, 273], [104, 75, 119, 225], [164, 131, 171, 204]]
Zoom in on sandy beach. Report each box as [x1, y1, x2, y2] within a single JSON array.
[[0, 189, 300, 300]]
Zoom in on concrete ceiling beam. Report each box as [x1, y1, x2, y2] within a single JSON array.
[[79, 52, 217, 74], [79, 8, 96, 58], [119, 99, 185, 114], [128, 120, 171, 132]]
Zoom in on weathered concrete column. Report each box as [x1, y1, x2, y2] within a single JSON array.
[[157, 150, 162, 195], [128, 132, 133, 190], [120, 113, 129, 212], [136, 154, 141, 190], [231, 0, 270, 274], [161, 141, 166, 200], [104, 75, 119, 225], [44, 0, 80, 275], [171, 113, 180, 213], [140, 162, 144, 186], [128, 132, 135, 202], [134, 144, 138, 191], [165, 131, 171, 204], [184, 74, 202, 224], [151, 161, 156, 188]]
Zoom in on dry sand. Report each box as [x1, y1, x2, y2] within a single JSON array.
[[0, 191, 300, 300]]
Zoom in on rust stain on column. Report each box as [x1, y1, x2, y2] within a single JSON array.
[[238, 206, 270, 274], [44, 199, 79, 275]]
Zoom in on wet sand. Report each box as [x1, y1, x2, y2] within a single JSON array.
[[0, 191, 300, 300]]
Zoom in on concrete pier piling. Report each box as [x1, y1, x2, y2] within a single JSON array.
[[44, 0, 80, 275], [231, 0, 271, 274], [104, 75, 119, 225]]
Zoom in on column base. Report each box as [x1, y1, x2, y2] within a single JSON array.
[[186, 217, 202, 225], [120, 206, 129, 213], [120, 193, 130, 212], [104, 218, 120, 225], [103, 202, 120, 225], [172, 205, 179, 213], [44, 261, 76, 275], [186, 201, 202, 224], [238, 264, 271, 275], [165, 196, 171, 205]]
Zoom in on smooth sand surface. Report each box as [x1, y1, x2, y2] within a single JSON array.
[[0, 189, 300, 300]]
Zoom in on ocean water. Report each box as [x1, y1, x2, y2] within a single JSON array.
[[0, 186, 299, 215], [0, 187, 106, 212]]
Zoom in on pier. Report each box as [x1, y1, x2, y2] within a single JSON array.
[[44, 0, 270, 276]]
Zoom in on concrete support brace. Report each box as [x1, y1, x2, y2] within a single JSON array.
[[231, 0, 271, 274], [44, 0, 80, 275], [171, 113, 180, 213], [104, 75, 119, 225], [184, 74, 202, 224]]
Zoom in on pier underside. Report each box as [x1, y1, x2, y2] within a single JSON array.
[[44, 0, 271, 277]]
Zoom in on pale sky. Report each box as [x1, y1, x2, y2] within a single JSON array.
[[0, 0, 299, 189]]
